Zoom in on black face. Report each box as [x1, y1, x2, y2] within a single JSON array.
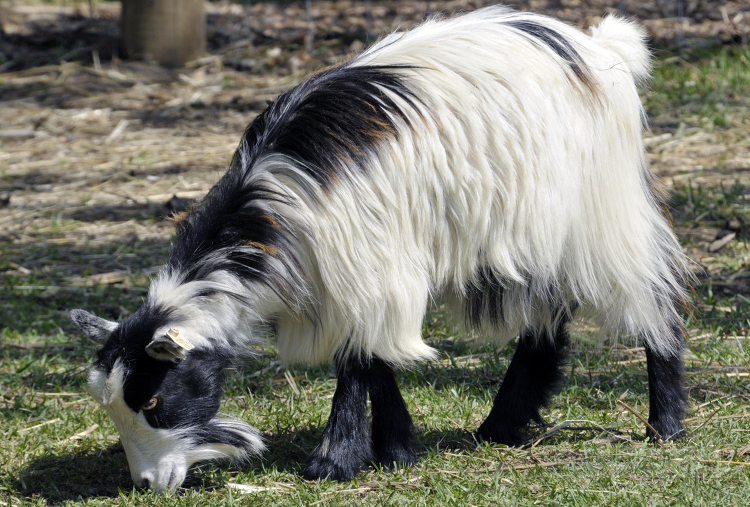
[[95, 305, 230, 429], [127, 350, 229, 429]]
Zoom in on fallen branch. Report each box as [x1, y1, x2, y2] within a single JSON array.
[[527, 419, 627, 450], [66, 424, 99, 441], [20, 418, 61, 433], [616, 400, 662, 443]]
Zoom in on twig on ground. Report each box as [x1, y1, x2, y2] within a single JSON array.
[[616, 400, 662, 443], [19, 418, 61, 433], [65, 424, 99, 441], [527, 420, 626, 448], [498, 461, 568, 471], [284, 370, 300, 396], [609, 453, 750, 467], [226, 483, 279, 493], [527, 419, 625, 463], [105, 119, 129, 145]]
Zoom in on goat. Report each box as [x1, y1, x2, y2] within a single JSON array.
[[70, 6, 690, 492]]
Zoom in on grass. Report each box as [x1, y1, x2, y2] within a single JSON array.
[[3, 301, 750, 506], [2, 44, 750, 507], [647, 45, 750, 129]]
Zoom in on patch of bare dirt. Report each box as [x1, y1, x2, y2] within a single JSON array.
[[1, 0, 749, 291]]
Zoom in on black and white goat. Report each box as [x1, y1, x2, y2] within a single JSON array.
[[71, 6, 690, 492]]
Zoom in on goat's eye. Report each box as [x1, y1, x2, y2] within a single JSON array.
[[142, 397, 158, 411]]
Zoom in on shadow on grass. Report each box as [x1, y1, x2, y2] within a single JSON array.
[[212, 424, 480, 480], [66, 203, 167, 223], [14, 445, 130, 504], [10, 360, 666, 504], [12, 425, 478, 501]]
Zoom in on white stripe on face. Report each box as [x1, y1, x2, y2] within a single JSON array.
[[89, 360, 190, 491], [88, 360, 125, 406]]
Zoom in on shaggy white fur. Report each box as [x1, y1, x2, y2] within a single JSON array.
[[149, 6, 688, 367]]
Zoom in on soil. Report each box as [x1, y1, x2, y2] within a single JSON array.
[[1, 0, 749, 299]]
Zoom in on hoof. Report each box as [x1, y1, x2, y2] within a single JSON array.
[[302, 455, 364, 482], [476, 421, 530, 447], [374, 445, 417, 471], [302, 439, 372, 481], [647, 419, 686, 443]]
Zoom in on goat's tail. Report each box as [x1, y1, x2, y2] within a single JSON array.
[[590, 16, 652, 86]]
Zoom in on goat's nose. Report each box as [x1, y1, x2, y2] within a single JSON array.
[[138, 478, 153, 490]]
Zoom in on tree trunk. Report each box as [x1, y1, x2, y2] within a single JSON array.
[[121, 0, 205, 67]]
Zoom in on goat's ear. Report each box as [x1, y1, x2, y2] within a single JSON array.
[[145, 328, 195, 362], [69, 309, 117, 343]]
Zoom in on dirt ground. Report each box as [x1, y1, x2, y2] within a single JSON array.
[[2, 0, 750, 297]]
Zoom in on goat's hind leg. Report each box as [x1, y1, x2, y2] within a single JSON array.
[[368, 357, 417, 470], [476, 315, 570, 446], [643, 320, 687, 442], [303, 357, 372, 481]]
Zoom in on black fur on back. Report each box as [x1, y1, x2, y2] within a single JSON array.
[[167, 64, 420, 296], [504, 19, 596, 90], [236, 63, 420, 187]]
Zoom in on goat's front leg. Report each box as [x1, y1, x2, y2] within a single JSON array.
[[303, 357, 372, 481], [368, 357, 416, 470]]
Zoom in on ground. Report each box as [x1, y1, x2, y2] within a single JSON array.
[[1, 1, 750, 506]]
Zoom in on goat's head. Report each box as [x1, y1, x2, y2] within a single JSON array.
[[70, 307, 264, 492]]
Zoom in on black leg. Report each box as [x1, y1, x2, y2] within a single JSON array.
[[303, 357, 372, 481], [476, 316, 570, 446], [644, 321, 687, 442], [368, 357, 417, 470]]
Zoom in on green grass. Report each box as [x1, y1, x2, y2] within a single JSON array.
[[3, 44, 750, 506], [646, 45, 750, 129], [2, 300, 750, 506]]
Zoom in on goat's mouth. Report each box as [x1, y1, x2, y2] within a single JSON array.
[[135, 462, 188, 493]]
